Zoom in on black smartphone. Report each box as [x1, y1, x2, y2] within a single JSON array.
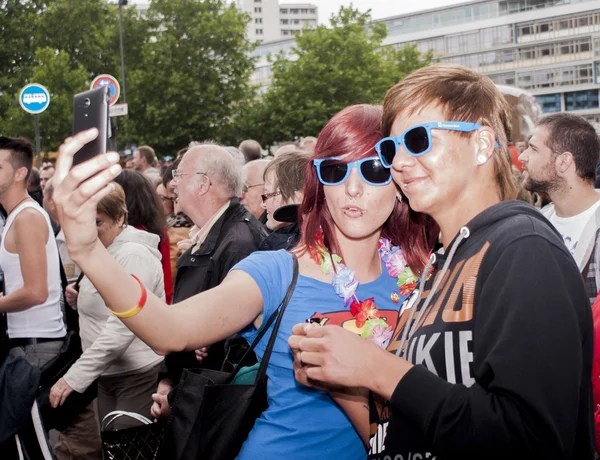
[[72, 86, 110, 167]]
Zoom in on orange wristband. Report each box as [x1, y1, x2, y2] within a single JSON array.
[[108, 274, 148, 319]]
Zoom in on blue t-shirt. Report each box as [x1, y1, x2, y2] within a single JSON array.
[[232, 249, 406, 460]]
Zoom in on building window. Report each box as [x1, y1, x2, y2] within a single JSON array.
[[281, 19, 288, 24], [255, 18, 262, 24], [294, 19, 299, 24], [310, 8, 316, 14], [538, 22, 551, 33], [290, 8, 299, 14], [254, 0, 261, 2], [517, 12, 600, 41], [256, 28, 263, 35], [565, 90, 599, 111], [578, 16, 590, 27], [282, 30, 289, 36], [254, 7, 261, 13], [488, 72, 516, 86], [539, 44, 553, 57], [535, 94, 561, 113], [280, 8, 287, 14]]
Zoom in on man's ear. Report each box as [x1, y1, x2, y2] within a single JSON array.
[[15, 167, 29, 184], [555, 151, 574, 175]]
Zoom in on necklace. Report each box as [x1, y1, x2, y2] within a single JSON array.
[[309, 229, 420, 348], [8, 196, 31, 216]]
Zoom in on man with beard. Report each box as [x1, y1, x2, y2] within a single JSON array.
[[519, 113, 600, 305]]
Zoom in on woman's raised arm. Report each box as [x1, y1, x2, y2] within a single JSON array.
[[52, 130, 264, 354]]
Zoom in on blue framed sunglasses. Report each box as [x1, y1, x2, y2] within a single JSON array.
[[375, 121, 500, 168], [313, 156, 392, 186]]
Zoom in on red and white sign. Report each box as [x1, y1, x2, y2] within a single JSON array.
[[91, 74, 120, 107]]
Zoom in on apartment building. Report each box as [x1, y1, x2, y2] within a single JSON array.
[[237, 0, 317, 43]]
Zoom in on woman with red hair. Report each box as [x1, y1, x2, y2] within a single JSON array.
[[49, 104, 431, 458]]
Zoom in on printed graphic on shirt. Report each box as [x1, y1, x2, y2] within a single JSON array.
[[310, 309, 399, 334], [368, 242, 490, 459], [559, 233, 578, 255]]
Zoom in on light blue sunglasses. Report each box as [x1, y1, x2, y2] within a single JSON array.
[[375, 121, 499, 168], [313, 157, 392, 186]]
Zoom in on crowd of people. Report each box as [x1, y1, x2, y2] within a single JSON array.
[[0, 62, 599, 459]]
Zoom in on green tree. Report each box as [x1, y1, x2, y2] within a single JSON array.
[[4, 47, 89, 151], [36, 0, 119, 78], [237, 7, 433, 147], [0, 0, 45, 134], [0, 0, 148, 150], [123, 0, 257, 154]]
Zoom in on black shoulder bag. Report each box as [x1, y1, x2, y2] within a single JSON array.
[[161, 254, 299, 460]]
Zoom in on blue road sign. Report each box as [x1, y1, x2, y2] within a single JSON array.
[[19, 84, 50, 114]]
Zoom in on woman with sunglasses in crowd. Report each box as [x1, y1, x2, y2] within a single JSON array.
[[290, 64, 594, 459], [49, 104, 431, 458]]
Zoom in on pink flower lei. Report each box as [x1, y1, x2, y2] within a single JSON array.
[[309, 229, 419, 348]]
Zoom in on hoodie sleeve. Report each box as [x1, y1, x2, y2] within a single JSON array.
[[389, 235, 592, 457]]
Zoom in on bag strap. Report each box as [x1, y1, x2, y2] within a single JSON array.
[[101, 410, 153, 431], [228, 254, 299, 383]]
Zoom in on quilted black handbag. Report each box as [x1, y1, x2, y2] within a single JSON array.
[[101, 410, 165, 460]]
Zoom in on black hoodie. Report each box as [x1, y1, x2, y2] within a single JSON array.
[[369, 201, 594, 460]]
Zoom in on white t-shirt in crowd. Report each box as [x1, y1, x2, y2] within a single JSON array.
[[549, 199, 600, 256]]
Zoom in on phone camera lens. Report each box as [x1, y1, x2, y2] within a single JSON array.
[[84, 98, 91, 108]]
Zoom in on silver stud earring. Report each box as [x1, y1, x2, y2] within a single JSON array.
[[396, 194, 402, 203], [477, 155, 487, 164]]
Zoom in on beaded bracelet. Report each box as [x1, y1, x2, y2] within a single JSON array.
[[108, 274, 147, 319]]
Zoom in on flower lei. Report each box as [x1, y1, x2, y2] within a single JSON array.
[[309, 229, 419, 348]]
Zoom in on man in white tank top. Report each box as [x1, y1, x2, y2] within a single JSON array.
[[0, 136, 65, 367]]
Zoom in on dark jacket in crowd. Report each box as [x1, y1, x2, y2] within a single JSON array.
[[259, 210, 268, 226], [0, 356, 40, 445], [370, 201, 594, 460], [29, 186, 43, 208], [258, 223, 300, 251], [163, 198, 268, 383]]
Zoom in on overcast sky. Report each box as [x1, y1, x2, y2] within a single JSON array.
[[279, 0, 467, 23]]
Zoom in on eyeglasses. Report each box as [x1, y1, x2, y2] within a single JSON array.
[[375, 121, 500, 168], [261, 191, 281, 202], [172, 170, 208, 180], [313, 157, 392, 186], [242, 183, 264, 194]]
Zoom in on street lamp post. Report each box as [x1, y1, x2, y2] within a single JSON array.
[[118, 0, 128, 104]]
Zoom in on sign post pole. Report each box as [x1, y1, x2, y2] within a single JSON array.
[[34, 114, 41, 167]]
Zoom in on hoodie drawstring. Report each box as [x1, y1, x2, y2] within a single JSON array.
[[395, 226, 471, 358]]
